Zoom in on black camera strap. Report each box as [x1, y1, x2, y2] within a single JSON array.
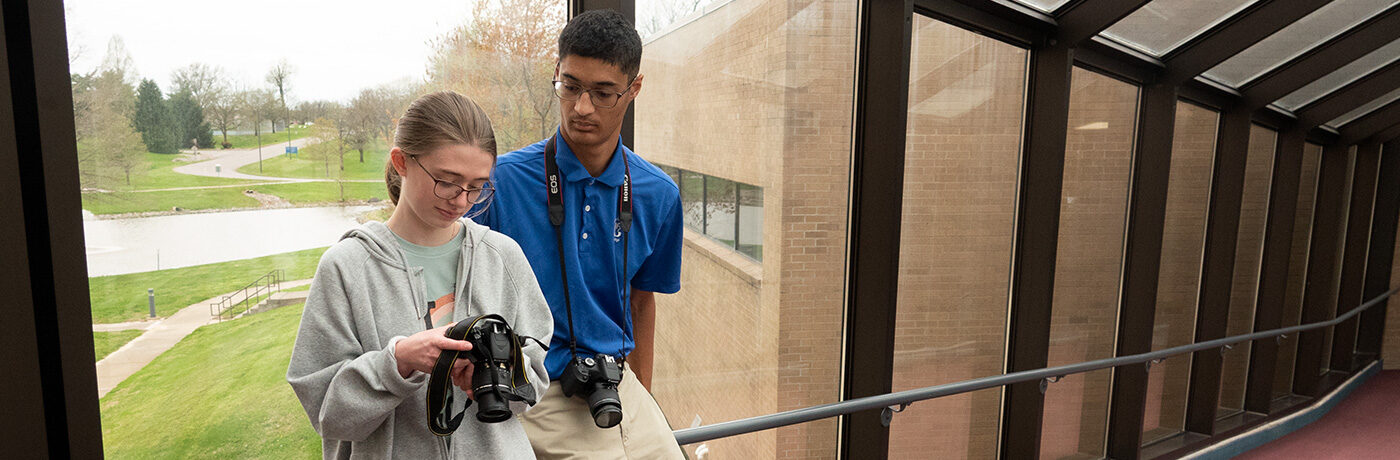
[[427, 314, 546, 436], [544, 134, 632, 360]]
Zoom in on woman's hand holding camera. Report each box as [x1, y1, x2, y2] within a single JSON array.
[[394, 324, 473, 383]]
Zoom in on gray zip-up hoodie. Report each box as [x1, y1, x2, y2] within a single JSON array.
[[287, 219, 551, 459]]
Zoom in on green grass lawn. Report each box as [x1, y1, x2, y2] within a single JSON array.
[[125, 153, 262, 191], [94, 330, 143, 361], [237, 139, 389, 180], [214, 126, 311, 150], [81, 181, 387, 215], [88, 247, 327, 324], [82, 187, 261, 215], [100, 304, 320, 459]]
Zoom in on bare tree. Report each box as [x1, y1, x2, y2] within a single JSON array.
[[72, 38, 144, 189], [239, 88, 278, 147], [637, 0, 708, 39], [426, 0, 564, 152], [265, 60, 293, 133], [207, 81, 239, 145], [171, 63, 226, 110]]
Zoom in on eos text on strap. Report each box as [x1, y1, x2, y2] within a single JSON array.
[[543, 134, 630, 428]]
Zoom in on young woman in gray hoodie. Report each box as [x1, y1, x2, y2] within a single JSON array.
[[287, 91, 552, 459]]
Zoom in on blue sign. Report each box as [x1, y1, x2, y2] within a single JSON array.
[[285, 146, 298, 154]]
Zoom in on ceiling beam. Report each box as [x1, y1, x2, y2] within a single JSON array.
[[1375, 122, 1400, 144], [1243, 2, 1400, 108], [1055, 0, 1151, 46], [1295, 60, 1400, 128], [1339, 97, 1400, 144], [1163, 0, 1331, 85]]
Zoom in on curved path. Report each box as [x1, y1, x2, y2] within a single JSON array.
[[173, 136, 319, 181]]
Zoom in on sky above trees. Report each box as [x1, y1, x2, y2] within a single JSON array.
[[64, 0, 472, 103]]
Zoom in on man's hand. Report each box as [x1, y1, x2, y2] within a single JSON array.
[[393, 324, 472, 379]]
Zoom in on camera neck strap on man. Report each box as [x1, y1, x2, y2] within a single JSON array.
[[544, 134, 632, 359], [427, 314, 546, 436]]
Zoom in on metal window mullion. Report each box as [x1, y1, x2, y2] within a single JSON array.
[[1242, 128, 1307, 414], [734, 183, 741, 250], [1293, 145, 1354, 397], [569, 0, 634, 146], [1183, 108, 1252, 435], [2, 0, 103, 456], [1105, 83, 1177, 459], [998, 43, 1074, 460], [840, 1, 912, 458], [1328, 142, 1382, 372], [1358, 141, 1400, 355]]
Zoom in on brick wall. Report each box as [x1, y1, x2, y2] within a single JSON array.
[[1219, 125, 1278, 409], [635, 0, 854, 458], [886, 16, 1026, 460], [1142, 102, 1219, 439], [1040, 68, 1139, 458], [651, 231, 771, 459]]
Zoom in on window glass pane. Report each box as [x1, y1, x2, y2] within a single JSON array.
[[1219, 125, 1278, 415], [737, 184, 763, 261], [1328, 86, 1400, 128], [1041, 68, 1139, 459], [635, 0, 856, 458], [681, 170, 705, 233], [1274, 143, 1325, 399], [1275, 38, 1400, 111], [1101, 0, 1259, 57], [891, 16, 1026, 459], [1142, 102, 1219, 443], [1204, 0, 1398, 87], [704, 176, 738, 245], [68, 0, 566, 456]]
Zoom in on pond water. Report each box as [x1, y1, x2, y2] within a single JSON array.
[[83, 205, 378, 277]]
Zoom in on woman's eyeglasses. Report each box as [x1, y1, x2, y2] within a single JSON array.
[[409, 155, 494, 204]]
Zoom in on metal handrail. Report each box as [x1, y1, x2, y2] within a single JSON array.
[[208, 269, 285, 320], [672, 287, 1399, 445]]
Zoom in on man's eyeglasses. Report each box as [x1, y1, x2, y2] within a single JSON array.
[[409, 155, 494, 204], [552, 79, 634, 109]]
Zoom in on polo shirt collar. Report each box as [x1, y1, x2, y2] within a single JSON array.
[[554, 129, 627, 187]]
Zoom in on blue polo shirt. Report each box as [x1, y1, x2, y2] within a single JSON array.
[[473, 131, 682, 380]]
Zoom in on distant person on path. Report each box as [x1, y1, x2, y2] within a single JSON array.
[[288, 91, 552, 459], [191, 138, 199, 156], [472, 10, 686, 459]]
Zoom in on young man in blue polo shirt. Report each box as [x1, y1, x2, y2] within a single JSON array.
[[472, 10, 686, 459]]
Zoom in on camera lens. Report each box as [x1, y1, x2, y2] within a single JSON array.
[[587, 389, 623, 428]]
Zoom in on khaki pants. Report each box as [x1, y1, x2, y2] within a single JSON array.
[[522, 368, 685, 459]]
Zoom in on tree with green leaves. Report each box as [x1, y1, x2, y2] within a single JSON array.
[[133, 79, 178, 153], [169, 90, 213, 149]]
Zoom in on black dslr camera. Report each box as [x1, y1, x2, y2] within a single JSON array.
[[427, 314, 543, 436], [560, 353, 624, 428]]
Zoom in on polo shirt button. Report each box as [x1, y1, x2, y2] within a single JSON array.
[[584, 205, 591, 212], [582, 232, 589, 240]]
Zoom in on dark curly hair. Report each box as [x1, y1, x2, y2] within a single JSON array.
[[558, 9, 642, 78]]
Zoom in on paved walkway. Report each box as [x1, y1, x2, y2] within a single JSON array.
[[172, 137, 319, 181], [94, 279, 313, 398]]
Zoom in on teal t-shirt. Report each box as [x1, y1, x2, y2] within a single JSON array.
[[393, 225, 464, 328]]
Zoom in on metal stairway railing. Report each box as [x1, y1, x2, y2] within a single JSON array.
[[672, 287, 1399, 445]]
